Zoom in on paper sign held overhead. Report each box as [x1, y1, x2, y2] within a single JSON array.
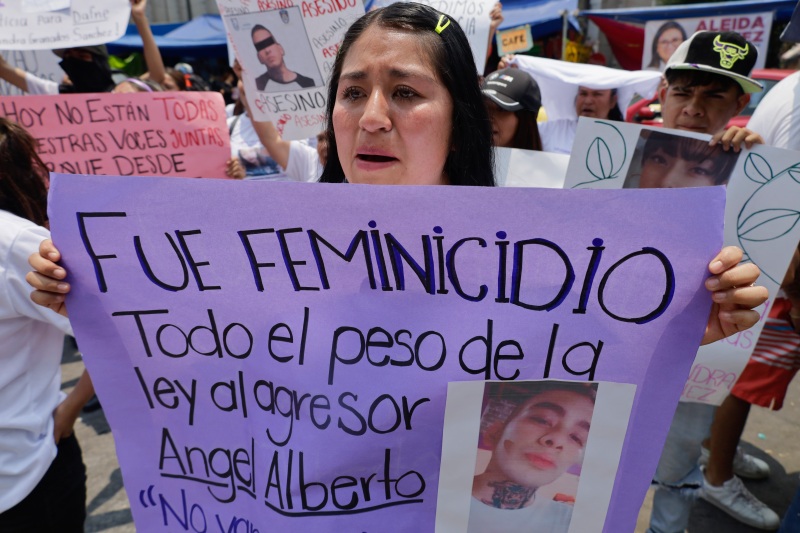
[[0, 0, 130, 50]]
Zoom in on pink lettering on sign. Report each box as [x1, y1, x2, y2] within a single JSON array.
[[696, 16, 766, 41], [685, 364, 738, 394], [0, 92, 230, 178]]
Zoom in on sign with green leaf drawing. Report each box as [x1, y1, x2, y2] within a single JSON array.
[[565, 118, 800, 405]]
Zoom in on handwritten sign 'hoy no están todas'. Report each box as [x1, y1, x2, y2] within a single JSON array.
[[1, 92, 230, 178], [50, 176, 723, 532]]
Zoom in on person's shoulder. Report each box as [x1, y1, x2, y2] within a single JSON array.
[[294, 73, 315, 88], [254, 72, 270, 91], [0, 210, 40, 236], [0, 211, 49, 274]]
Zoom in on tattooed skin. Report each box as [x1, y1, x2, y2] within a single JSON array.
[[482, 481, 536, 509]]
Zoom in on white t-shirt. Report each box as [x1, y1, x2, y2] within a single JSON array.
[[24, 71, 59, 95], [0, 210, 72, 513], [539, 119, 578, 155], [747, 71, 800, 151], [228, 113, 290, 181], [467, 495, 573, 533], [284, 140, 322, 183]]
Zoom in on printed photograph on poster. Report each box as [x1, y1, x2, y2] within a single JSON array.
[[645, 20, 687, 71], [642, 13, 773, 71], [623, 129, 740, 189], [436, 380, 636, 533], [231, 8, 323, 94], [0, 0, 131, 50], [0, 49, 65, 96]]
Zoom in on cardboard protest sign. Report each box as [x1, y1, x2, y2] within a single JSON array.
[[565, 118, 800, 405], [494, 147, 568, 188], [0, 0, 130, 50], [1, 92, 230, 178], [50, 174, 723, 532], [217, 0, 364, 140], [642, 13, 773, 71], [368, 0, 495, 70], [0, 49, 64, 96]]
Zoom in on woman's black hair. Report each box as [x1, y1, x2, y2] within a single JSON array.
[[606, 88, 624, 121], [507, 108, 542, 151], [0, 118, 49, 227], [319, 3, 494, 186], [649, 21, 687, 69]]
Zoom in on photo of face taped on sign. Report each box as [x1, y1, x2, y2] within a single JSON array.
[[436, 379, 637, 533], [230, 7, 324, 94], [623, 129, 740, 189]]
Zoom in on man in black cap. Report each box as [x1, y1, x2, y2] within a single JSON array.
[[648, 30, 775, 533], [0, 45, 114, 95]]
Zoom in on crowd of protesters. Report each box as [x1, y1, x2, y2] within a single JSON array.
[[2, 0, 800, 532]]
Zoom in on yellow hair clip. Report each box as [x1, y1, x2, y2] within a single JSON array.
[[435, 14, 450, 34]]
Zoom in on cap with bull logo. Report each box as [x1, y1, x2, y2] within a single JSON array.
[[666, 31, 763, 94]]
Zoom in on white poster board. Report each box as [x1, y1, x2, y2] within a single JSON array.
[[369, 0, 495, 70], [217, 0, 364, 140], [564, 118, 800, 405], [495, 147, 569, 188], [0, 49, 64, 95], [642, 13, 773, 71], [0, 0, 130, 50]]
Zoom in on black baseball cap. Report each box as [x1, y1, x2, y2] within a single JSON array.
[[481, 68, 542, 113], [666, 31, 762, 93], [53, 45, 109, 59]]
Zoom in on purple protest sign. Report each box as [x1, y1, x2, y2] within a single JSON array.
[[49, 174, 723, 532]]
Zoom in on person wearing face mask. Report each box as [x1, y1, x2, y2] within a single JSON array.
[[0, 45, 114, 95]]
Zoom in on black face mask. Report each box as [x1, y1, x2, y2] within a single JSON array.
[[58, 57, 113, 93]]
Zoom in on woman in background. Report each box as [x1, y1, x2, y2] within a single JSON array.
[[0, 117, 93, 532]]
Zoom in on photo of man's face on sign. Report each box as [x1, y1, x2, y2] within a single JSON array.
[[436, 380, 636, 533], [623, 129, 740, 189], [230, 7, 323, 94], [468, 381, 596, 532]]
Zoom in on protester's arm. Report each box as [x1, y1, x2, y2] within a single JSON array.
[[710, 127, 764, 152], [0, 52, 29, 92], [232, 61, 293, 168], [130, 0, 167, 86], [53, 370, 94, 443], [486, 2, 503, 62], [701, 246, 768, 345], [252, 120, 292, 169]]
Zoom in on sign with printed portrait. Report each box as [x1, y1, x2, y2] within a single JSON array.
[[218, 0, 364, 140], [642, 13, 773, 72]]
